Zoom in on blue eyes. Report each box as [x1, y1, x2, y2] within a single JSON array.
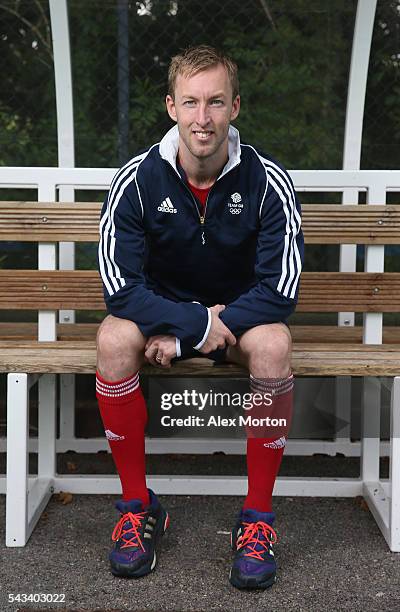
[[183, 100, 224, 107]]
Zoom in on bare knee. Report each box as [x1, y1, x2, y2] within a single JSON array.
[[96, 314, 146, 380], [238, 323, 291, 378]]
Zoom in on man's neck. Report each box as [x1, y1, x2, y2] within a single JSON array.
[[177, 146, 228, 189]]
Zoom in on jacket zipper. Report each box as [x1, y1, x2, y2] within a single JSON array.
[[165, 158, 241, 233], [178, 182, 210, 244], [182, 181, 212, 225]]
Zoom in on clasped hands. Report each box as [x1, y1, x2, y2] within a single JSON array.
[[144, 304, 236, 368]]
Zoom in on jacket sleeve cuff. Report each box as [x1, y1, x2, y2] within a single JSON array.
[[175, 337, 181, 358], [193, 307, 211, 350]]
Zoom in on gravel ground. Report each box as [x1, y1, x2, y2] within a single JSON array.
[[0, 455, 399, 612]]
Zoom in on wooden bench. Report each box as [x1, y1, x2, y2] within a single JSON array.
[[1, 200, 399, 551]]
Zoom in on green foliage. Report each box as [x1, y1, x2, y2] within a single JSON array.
[[223, 1, 353, 168], [0, 0, 57, 165], [0, 0, 399, 171], [64, 0, 358, 168], [129, 76, 166, 150], [362, 1, 400, 169]]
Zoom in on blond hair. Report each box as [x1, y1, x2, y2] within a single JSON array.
[[168, 45, 239, 100]]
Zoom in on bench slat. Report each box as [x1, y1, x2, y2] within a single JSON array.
[[0, 202, 101, 241], [1, 323, 400, 344], [1, 322, 400, 343], [0, 341, 399, 376], [1, 270, 400, 312], [1, 202, 400, 243], [303, 205, 400, 243]]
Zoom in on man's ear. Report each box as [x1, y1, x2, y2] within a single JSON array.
[[165, 94, 177, 122], [230, 95, 240, 121]]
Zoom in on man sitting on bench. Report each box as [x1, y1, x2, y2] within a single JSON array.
[[96, 44, 303, 589]]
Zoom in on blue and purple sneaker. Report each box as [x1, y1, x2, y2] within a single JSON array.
[[230, 508, 277, 589], [109, 488, 169, 578]]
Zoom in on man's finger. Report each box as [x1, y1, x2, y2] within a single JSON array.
[[145, 346, 160, 365], [145, 336, 156, 350], [226, 330, 237, 346]]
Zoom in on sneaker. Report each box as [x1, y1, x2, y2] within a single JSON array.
[[109, 488, 169, 578], [229, 508, 277, 589]]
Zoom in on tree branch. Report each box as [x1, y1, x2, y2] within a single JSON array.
[[34, 0, 52, 51], [0, 3, 53, 60], [259, 0, 277, 31]]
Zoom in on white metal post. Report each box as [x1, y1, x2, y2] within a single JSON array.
[[49, 0, 75, 168], [361, 377, 381, 482], [361, 182, 386, 483], [6, 374, 29, 546], [49, 0, 77, 448], [336, 0, 377, 448], [389, 377, 400, 551], [38, 184, 57, 342], [340, 0, 377, 323], [59, 373, 76, 445], [49, 0, 76, 324], [38, 374, 57, 479]]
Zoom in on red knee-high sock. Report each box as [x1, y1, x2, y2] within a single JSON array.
[[96, 371, 150, 506], [243, 374, 294, 512]]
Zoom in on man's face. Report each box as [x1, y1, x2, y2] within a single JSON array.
[[165, 64, 240, 164]]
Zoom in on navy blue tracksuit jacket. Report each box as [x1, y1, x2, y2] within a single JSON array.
[[98, 125, 304, 352]]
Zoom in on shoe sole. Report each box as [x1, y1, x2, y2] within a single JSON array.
[[110, 510, 169, 578], [229, 568, 277, 590]]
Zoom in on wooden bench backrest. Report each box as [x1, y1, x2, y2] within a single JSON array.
[[0, 202, 399, 313], [1, 202, 400, 243], [0, 270, 398, 313]]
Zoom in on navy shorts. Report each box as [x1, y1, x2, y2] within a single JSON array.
[[172, 346, 227, 365], [172, 320, 290, 365]]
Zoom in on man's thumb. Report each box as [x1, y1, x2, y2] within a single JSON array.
[[212, 304, 225, 314]]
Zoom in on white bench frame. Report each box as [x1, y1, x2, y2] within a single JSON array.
[[1, 167, 400, 551], [5, 373, 400, 550]]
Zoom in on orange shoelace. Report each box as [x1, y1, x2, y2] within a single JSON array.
[[111, 511, 146, 551], [237, 520, 277, 561]]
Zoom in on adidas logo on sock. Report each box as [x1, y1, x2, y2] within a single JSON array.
[[157, 196, 177, 214], [264, 436, 286, 449], [105, 429, 125, 441]]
